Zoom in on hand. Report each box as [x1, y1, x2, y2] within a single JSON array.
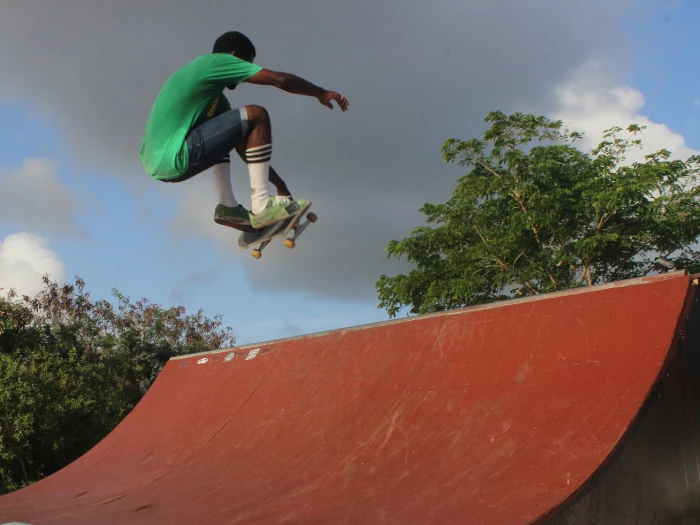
[[318, 90, 349, 111]]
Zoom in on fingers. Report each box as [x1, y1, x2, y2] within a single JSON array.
[[319, 91, 349, 111], [335, 92, 349, 112]]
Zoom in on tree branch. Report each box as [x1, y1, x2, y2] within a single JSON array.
[[475, 159, 503, 179]]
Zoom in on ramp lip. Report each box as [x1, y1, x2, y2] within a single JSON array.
[[172, 270, 689, 361]]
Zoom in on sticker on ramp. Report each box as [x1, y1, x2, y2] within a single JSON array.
[[224, 352, 236, 362], [246, 348, 260, 360], [197, 358, 209, 365]]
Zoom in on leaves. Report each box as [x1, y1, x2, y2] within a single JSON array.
[[0, 276, 235, 494], [377, 111, 700, 317]]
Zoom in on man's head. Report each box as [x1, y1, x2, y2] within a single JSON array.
[[213, 31, 256, 63]]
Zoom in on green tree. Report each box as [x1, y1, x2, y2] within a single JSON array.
[[0, 276, 235, 494], [376, 111, 700, 318]]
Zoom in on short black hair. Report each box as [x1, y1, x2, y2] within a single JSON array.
[[212, 31, 256, 60]]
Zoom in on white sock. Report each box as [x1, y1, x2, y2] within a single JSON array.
[[245, 144, 272, 214], [212, 161, 238, 208]]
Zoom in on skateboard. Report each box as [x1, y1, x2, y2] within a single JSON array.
[[237, 201, 317, 259]]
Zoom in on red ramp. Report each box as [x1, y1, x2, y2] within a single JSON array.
[[1, 272, 699, 524]]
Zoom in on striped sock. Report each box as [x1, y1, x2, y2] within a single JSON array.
[[246, 144, 272, 214]]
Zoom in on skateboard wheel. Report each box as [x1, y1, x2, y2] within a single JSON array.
[[252, 249, 262, 259], [284, 239, 295, 249], [307, 212, 318, 223]]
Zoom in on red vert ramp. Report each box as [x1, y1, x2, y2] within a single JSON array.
[[1, 272, 700, 524]]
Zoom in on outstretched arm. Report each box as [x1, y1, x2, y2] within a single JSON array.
[[246, 69, 349, 111]]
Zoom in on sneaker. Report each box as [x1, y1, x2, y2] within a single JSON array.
[[250, 196, 309, 229], [214, 204, 255, 232]]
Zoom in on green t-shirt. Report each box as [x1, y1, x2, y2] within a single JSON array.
[[140, 53, 262, 180]]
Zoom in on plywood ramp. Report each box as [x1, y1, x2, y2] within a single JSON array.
[[2, 272, 699, 524]]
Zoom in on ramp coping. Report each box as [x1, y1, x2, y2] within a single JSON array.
[[172, 271, 690, 360]]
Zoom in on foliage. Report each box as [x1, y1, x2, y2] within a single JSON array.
[[376, 111, 700, 317], [0, 276, 234, 494]]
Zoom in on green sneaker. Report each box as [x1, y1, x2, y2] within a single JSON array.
[[214, 204, 255, 232], [250, 196, 310, 229]]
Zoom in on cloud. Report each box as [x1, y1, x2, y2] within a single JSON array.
[[552, 59, 699, 162], [0, 159, 92, 238], [0, 233, 65, 297], [167, 174, 418, 302], [0, 1, 637, 301], [0, 1, 634, 176], [169, 267, 220, 304]]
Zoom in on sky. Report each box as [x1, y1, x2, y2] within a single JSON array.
[[0, 0, 698, 346]]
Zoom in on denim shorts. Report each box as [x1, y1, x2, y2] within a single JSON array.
[[166, 107, 249, 183]]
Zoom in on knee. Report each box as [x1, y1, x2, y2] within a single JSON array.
[[245, 105, 270, 124]]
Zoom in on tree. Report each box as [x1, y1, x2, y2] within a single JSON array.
[[0, 276, 235, 494], [376, 111, 700, 318]]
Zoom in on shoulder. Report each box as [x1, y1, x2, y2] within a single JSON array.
[[186, 53, 236, 67], [209, 53, 251, 66]]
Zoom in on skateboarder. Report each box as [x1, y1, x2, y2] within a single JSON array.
[[140, 31, 349, 231]]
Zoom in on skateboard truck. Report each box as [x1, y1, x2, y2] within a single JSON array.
[[238, 202, 317, 260], [251, 211, 317, 259]]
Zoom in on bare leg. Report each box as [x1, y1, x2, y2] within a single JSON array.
[[238, 104, 303, 228], [241, 105, 273, 214], [243, 105, 272, 148], [236, 105, 292, 198], [268, 166, 292, 198]]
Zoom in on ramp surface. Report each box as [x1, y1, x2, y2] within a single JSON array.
[[1, 273, 698, 524]]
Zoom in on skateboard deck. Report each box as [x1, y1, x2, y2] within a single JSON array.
[[237, 201, 316, 259]]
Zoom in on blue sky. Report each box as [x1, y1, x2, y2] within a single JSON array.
[[1, 0, 697, 346], [623, 0, 700, 146]]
